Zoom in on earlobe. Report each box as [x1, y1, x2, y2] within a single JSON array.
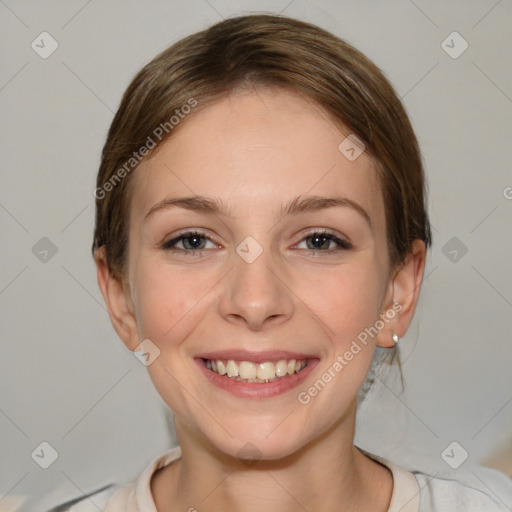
[[94, 247, 140, 352], [376, 240, 427, 348]]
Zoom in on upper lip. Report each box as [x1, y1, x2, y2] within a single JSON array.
[[196, 349, 317, 363]]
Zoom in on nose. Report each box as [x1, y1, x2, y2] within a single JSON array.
[[218, 243, 294, 331]]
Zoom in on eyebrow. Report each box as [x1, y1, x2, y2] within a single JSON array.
[[144, 194, 372, 228]]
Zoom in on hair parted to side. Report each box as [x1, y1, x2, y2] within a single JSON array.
[[92, 13, 431, 282]]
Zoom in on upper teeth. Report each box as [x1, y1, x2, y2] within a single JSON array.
[[205, 359, 307, 382]]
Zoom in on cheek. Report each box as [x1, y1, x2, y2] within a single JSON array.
[[133, 261, 200, 343], [132, 263, 209, 418], [293, 266, 384, 422], [300, 262, 385, 345], [132, 259, 228, 365]]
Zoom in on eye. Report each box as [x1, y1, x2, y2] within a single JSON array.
[[161, 229, 352, 255], [161, 230, 219, 252], [295, 230, 352, 252]]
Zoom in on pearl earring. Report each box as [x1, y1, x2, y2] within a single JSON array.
[[392, 333, 399, 345]]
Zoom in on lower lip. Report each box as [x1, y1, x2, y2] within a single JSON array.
[[195, 358, 320, 398]]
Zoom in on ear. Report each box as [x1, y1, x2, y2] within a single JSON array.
[[94, 247, 140, 352], [376, 239, 427, 348]]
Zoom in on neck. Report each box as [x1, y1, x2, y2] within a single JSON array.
[[152, 409, 393, 512]]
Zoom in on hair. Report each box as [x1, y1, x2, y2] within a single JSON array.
[[92, 14, 432, 398]]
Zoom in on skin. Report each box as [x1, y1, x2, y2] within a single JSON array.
[[95, 87, 426, 511]]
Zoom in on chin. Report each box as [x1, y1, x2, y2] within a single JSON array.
[[204, 421, 311, 464]]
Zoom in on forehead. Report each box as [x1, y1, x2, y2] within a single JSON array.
[[129, 88, 384, 226]]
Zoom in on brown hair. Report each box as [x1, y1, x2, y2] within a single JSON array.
[[92, 13, 431, 282]]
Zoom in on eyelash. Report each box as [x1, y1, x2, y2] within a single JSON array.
[[161, 229, 352, 255]]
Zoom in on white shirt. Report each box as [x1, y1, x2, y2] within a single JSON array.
[[44, 446, 512, 511]]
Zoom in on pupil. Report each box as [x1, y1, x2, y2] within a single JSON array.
[[311, 235, 328, 249], [186, 235, 203, 249]]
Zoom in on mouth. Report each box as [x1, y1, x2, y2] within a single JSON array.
[[203, 357, 308, 383], [195, 350, 319, 398]]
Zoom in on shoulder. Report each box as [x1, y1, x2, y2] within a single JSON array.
[[33, 484, 119, 512], [359, 446, 512, 512], [35, 482, 132, 512], [37, 447, 182, 512], [413, 465, 512, 512]]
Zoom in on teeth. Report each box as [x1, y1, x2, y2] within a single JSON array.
[[257, 362, 275, 380], [226, 360, 239, 378], [217, 360, 227, 375], [239, 361, 257, 379], [206, 358, 308, 382], [275, 359, 288, 377]]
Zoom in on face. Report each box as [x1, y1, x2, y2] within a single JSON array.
[[121, 88, 398, 460]]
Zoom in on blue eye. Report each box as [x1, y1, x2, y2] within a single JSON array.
[[161, 229, 352, 254], [296, 230, 352, 252], [162, 231, 216, 252]]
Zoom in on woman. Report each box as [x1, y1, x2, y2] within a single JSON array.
[[52, 13, 512, 512]]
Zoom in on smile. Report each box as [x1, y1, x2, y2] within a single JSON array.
[[195, 350, 319, 398], [204, 358, 308, 383]]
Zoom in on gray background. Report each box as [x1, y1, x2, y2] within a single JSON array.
[[1, 0, 511, 509]]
